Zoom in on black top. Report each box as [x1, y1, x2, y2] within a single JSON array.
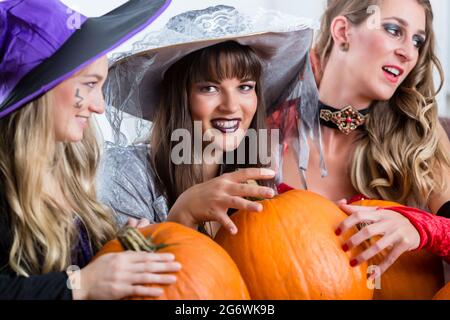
[[0, 193, 73, 300], [318, 101, 371, 134], [437, 201, 450, 219]]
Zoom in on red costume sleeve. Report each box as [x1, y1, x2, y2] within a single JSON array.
[[277, 188, 450, 263], [385, 206, 450, 263]]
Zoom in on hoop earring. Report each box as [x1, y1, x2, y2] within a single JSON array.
[[340, 42, 349, 52]]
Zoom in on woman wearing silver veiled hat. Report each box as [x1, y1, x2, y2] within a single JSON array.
[[0, 0, 181, 300], [97, 6, 317, 237]]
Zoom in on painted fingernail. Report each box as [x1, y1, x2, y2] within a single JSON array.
[[342, 244, 349, 252], [335, 228, 342, 236], [260, 168, 276, 176], [350, 259, 358, 267]]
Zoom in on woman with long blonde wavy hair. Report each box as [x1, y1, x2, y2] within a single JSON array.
[[0, 0, 180, 300], [278, 0, 450, 277]]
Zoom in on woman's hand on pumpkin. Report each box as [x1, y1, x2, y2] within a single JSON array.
[[168, 168, 276, 234], [70, 251, 181, 300], [335, 204, 421, 277], [335, 198, 348, 207], [126, 218, 151, 229]]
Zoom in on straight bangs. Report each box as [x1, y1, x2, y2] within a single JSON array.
[[187, 41, 262, 85]]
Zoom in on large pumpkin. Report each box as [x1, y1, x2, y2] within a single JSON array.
[[352, 199, 444, 300], [433, 282, 450, 300], [215, 190, 373, 300], [95, 222, 250, 300]]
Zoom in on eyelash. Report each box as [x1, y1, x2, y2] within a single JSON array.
[[199, 84, 255, 93], [85, 82, 97, 88], [200, 86, 217, 93], [383, 23, 425, 49], [384, 23, 402, 37], [240, 84, 254, 91], [413, 35, 425, 49]]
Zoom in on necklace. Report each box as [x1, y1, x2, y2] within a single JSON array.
[[319, 101, 370, 135]]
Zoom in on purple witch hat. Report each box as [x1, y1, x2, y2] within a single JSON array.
[[0, 0, 171, 118]]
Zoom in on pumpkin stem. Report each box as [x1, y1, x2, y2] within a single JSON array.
[[118, 226, 167, 252]]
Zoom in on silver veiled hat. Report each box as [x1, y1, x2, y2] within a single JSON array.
[[104, 5, 317, 121], [102, 5, 326, 188]]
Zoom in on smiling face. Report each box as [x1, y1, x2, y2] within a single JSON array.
[[180, 41, 263, 153], [189, 77, 258, 152], [52, 56, 108, 142], [333, 0, 427, 103]]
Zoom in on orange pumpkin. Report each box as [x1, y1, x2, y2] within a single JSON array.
[[95, 222, 250, 300], [433, 282, 450, 300], [215, 190, 373, 300], [352, 199, 444, 300]]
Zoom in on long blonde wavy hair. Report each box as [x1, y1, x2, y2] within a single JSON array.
[[0, 92, 117, 276], [315, 0, 449, 208]]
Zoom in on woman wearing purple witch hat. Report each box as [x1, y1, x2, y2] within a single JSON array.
[[0, 0, 181, 300]]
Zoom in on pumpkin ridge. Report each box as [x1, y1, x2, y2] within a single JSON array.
[[177, 226, 248, 299], [241, 208, 258, 294], [173, 260, 201, 300], [286, 191, 350, 299], [229, 208, 260, 298], [269, 193, 311, 299]]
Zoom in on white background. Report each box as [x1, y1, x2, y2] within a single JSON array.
[[63, 0, 450, 116]]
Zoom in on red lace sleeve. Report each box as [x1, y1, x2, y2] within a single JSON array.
[[386, 206, 450, 263]]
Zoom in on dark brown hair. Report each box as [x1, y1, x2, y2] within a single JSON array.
[[150, 41, 270, 207]]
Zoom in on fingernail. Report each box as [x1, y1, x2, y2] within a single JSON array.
[[260, 168, 276, 176], [335, 228, 342, 236], [169, 275, 177, 282], [155, 288, 164, 295], [161, 253, 175, 260], [350, 259, 358, 267], [230, 226, 238, 235], [253, 204, 263, 212], [174, 263, 182, 269], [266, 189, 275, 198], [342, 244, 349, 252]]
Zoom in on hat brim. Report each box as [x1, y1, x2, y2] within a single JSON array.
[[0, 0, 171, 118], [106, 28, 314, 121]]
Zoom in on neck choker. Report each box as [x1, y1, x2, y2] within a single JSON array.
[[319, 101, 370, 135]]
